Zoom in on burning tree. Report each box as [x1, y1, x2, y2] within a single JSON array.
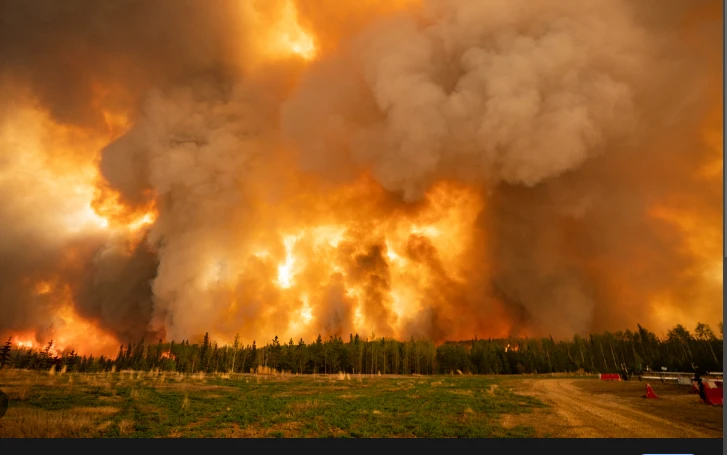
[[0, 337, 12, 367], [39, 340, 61, 370]]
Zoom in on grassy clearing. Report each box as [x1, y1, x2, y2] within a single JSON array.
[[0, 369, 546, 438]]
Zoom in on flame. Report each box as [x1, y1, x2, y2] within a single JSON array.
[[274, 1, 317, 60], [12, 335, 62, 357], [288, 295, 315, 335], [276, 234, 301, 288], [15, 339, 36, 350], [1, 99, 152, 357], [184, 177, 485, 343], [51, 303, 121, 356], [243, 0, 317, 61], [1, 101, 156, 237], [9, 281, 122, 357]]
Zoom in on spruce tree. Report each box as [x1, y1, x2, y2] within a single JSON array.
[[250, 341, 257, 372], [200, 332, 210, 372], [230, 333, 240, 373], [0, 337, 12, 367]]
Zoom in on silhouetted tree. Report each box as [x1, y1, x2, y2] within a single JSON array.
[[9, 322, 722, 376], [0, 337, 12, 367]]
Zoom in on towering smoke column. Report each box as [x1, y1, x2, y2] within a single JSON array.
[[0, 0, 721, 353]]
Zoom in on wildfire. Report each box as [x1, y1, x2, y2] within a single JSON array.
[[8, 281, 122, 358], [15, 339, 35, 350], [0, 1, 721, 358], [13, 337, 61, 357], [276, 234, 301, 288], [0, 98, 156, 235], [192, 178, 485, 342], [185, 176, 485, 343], [50, 304, 121, 357], [243, 0, 317, 61], [91, 187, 159, 253], [0, 90, 163, 355]]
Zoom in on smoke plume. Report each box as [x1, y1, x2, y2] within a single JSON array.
[[0, 0, 721, 354]]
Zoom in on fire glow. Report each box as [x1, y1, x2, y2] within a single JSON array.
[[0, 0, 722, 357]]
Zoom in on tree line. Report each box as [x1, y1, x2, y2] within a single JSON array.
[[2, 322, 722, 376]]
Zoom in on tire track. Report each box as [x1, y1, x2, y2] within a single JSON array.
[[512, 379, 720, 438]]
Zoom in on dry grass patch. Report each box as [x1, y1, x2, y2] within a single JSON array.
[[0, 408, 95, 437], [181, 393, 190, 412], [2, 384, 32, 401], [195, 384, 233, 391], [290, 399, 323, 411], [272, 390, 318, 397], [266, 421, 304, 437], [73, 406, 119, 415], [150, 381, 233, 393], [499, 412, 548, 435], [214, 423, 267, 438], [96, 420, 115, 433], [449, 389, 475, 396], [324, 426, 347, 438], [117, 419, 134, 436]]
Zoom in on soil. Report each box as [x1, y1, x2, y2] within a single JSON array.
[[502, 378, 723, 438]]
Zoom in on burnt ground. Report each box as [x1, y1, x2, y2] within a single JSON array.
[[502, 378, 723, 438]]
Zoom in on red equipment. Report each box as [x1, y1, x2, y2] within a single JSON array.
[[702, 380, 723, 406], [599, 373, 621, 381]]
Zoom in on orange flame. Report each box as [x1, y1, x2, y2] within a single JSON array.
[[243, 0, 317, 62]]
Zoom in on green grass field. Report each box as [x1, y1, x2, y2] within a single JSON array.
[[0, 369, 550, 438]]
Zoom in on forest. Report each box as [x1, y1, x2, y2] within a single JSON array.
[[1, 322, 722, 376]]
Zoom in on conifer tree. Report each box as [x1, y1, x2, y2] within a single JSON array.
[[0, 337, 12, 367]]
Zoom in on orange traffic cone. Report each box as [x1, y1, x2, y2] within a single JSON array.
[[644, 383, 659, 399]]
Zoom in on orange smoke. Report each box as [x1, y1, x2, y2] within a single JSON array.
[[8, 277, 122, 357], [157, 174, 499, 345], [0, 90, 156, 356], [0, 0, 722, 357]]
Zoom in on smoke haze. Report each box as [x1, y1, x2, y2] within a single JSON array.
[[0, 0, 721, 354]]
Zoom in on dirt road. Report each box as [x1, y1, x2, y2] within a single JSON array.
[[503, 378, 723, 438]]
